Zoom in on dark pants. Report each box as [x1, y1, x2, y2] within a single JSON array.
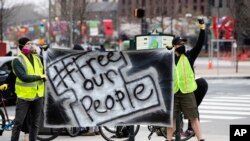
[[11, 98, 43, 141], [187, 78, 208, 129]]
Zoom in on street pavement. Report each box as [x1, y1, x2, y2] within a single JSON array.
[[195, 57, 250, 79], [1, 57, 249, 141]]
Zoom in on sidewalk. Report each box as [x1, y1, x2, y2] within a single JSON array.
[[195, 57, 250, 79]]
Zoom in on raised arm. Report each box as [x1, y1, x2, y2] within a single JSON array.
[[189, 18, 206, 61]]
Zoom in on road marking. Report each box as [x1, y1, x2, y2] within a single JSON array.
[[198, 95, 250, 122], [215, 96, 250, 100], [201, 102, 250, 107], [200, 115, 246, 120], [9, 116, 15, 120], [203, 99, 250, 103], [200, 110, 250, 115], [183, 120, 211, 123], [199, 106, 250, 111]]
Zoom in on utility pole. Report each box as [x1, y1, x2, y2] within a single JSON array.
[[48, 0, 52, 44], [69, 0, 73, 48], [141, 0, 147, 34], [161, 0, 164, 32]]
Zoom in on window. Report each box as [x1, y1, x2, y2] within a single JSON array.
[[178, 7, 182, 14], [219, 0, 223, 7], [201, 6, 204, 14], [193, 6, 197, 11]]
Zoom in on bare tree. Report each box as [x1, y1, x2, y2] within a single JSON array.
[[233, 0, 250, 47], [0, 0, 17, 41], [57, 0, 88, 44]]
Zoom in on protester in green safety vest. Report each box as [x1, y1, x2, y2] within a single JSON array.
[[166, 18, 206, 141], [11, 37, 47, 141]]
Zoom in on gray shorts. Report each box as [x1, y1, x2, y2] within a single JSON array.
[[174, 91, 199, 119]]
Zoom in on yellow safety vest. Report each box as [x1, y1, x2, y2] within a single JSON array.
[[174, 54, 197, 94], [14, 53, 45, 99]]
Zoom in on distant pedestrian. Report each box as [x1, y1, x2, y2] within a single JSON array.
[[11, 37, 47, 141], [6, 51, 13, 56], [99, 44, 106, 52]]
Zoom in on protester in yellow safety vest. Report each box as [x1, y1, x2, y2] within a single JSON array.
[[166, 18, 206, 141], [11, 37, 47, 141]]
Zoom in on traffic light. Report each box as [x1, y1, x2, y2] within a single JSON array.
[[210, 0, 215, 6], [134, 8, 144, 18]]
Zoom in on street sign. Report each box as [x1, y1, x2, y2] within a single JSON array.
[[135, 34, 174, 50]]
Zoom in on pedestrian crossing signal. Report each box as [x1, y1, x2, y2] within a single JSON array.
[[134, 8, 144, 18]]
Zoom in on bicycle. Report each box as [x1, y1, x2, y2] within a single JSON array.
[[0, 91, 15, 135], [37, 111, 81, 141], [99, 125, 167, 141], [99, 112, 195, 141], [99, 125, 140, 141]]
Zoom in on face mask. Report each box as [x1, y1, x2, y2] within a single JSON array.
[[175, 45, 186, 54], [22, 45, 31, 54]]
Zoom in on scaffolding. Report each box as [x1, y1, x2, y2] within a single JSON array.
[[209, 39, 237, 73]]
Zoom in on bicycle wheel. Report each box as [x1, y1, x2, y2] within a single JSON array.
[[37, 128, 62, 141], [37, 111, 62, 141], [0, 109, 5, 135], [99, 125, 140, 141], [159, 127, 167, 138], [65, 127, 81, 137]]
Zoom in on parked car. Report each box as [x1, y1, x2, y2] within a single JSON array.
[[0, 56, 17, 106]]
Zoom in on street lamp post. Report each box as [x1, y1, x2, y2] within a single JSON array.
[[48, 0, 52, 45], [69, 0, 73, 48]]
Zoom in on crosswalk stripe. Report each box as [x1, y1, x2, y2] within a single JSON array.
[[203, 99, 250, 103], [199, 106, 250, 111], [200, 115, 246, 120], [183, 120, 211, 123], [215, 96, 250, 100], [200, 110, 250, 115], [196, 95, 250, 122], [242, 94, 250, 97], [8, 116, 15, 120], [201, 102, 250, 107]]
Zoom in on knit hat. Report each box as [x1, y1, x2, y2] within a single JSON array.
[[18, 37, 31, 50]]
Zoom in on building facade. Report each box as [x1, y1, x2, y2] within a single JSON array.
[[118, 0, 235, 21], [89, 0, 118, 2]]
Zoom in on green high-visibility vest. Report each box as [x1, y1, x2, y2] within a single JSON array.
[[14, 53, 45, 99], [174, 54, 197, 94]]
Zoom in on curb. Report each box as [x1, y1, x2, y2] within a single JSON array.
[[197, 75, 250, 80]]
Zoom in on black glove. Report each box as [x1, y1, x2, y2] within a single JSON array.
[[166, 46, 173, 50], [198, 18, 204, 24], [40, 44, 49, 51], [197, 18, 205, 30]]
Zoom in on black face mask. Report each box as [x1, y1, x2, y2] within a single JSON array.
[[175, 45, 186, 54]]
